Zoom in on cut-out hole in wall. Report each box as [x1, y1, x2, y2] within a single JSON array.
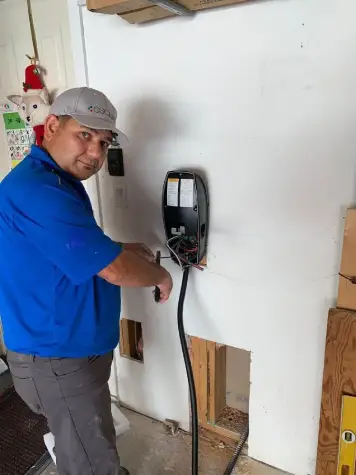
[[216, 345, 250, 435], [119, 318, 143, 362], [188, 336, 250, 443]]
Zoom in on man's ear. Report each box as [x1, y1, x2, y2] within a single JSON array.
[[6, 95, 23, 107], [43, 114, 61, 142]]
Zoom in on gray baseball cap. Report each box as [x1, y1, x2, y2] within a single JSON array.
[[49, 87, 128, 146]]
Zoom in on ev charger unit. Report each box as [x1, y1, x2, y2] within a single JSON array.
[[159, 170, 249, 475], [162, 171, 209, 266]]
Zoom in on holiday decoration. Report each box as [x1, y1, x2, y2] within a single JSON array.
[[0, 1, 45, 169], [7, 88, 50, 146], [1, 111, 33, 169], [23, 63, 43, 92]]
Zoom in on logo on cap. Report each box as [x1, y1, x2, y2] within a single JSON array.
[[87, 105, 115, 121]]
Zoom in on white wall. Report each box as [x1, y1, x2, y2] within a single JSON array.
[[70, 0, 356, 473]]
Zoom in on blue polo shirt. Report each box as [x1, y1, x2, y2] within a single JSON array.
[[0, 145, 122, 357]]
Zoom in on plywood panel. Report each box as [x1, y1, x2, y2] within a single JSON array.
[[316, 308, 356, 475]]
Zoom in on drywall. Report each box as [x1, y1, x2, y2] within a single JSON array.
[[70, 0, 356, 472]]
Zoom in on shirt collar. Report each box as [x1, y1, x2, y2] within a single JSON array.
[[28, 145, 79, 183]]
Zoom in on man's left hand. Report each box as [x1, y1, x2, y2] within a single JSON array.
[[123, 243, 155, 262]]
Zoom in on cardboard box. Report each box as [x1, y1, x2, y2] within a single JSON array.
[[337, 209, 356, 311], [180, 0, 249, 11], [121, 6, 174, 23], [87, 0, 251, 24], [87, 0, 151, 15]]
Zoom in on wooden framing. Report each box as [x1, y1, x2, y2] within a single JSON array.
[[191, 336, 208, 421], [119, 318, 143, 362], [190, 336, 240, 441], [207, 341, 226, 423], [199, 420, 240, 442]]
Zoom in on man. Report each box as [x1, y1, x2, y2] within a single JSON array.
[[0, 87, 173, 475]]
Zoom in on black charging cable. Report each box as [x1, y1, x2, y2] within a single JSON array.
[[154, 251, 161, 303], [177, 267, 199, 475], [155, 252, 248, 474]]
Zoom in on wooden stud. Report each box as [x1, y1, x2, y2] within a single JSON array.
[[207, 341, 226, 423], [191, 336, 208, 422], [316, 308, 356, 475], [190, 337, 227, 425], [120, 318, 143, 362]]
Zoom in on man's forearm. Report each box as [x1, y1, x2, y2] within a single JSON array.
[[98, 249, 169, 288]]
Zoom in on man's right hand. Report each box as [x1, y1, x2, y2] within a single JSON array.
[[157, 272, 173, 303], [99, 249, 174, 300]]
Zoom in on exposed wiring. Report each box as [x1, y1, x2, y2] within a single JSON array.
[[178, 255, 204, 271], [166, 236, 183, 269], [166, 234, 203, 270]]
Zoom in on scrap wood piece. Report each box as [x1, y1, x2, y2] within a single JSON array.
[[316, 308, 356, 475]]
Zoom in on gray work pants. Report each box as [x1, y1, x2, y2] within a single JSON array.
[[7, 350, 121, 475]]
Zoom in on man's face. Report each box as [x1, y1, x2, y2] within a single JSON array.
[[43, 116, 113, 181]]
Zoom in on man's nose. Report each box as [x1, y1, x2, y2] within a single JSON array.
[[87, 142, 101, 158]]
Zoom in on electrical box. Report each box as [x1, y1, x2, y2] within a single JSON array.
[[162, 171, 208, 265], [107, 147, 124, 177]]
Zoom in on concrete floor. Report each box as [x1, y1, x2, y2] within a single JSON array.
[[42, 407, 287, 475]]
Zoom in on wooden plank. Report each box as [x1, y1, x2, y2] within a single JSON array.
[[199, 420, 240, 442], [337, 209, 356, 311], [316, 308, 356, 475], [191, 337, 208, 422], [199, 425, 239, 449], [120, 318, 138, 358], [207, 341, 226, 423]]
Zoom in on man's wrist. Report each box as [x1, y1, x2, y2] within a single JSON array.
[[158, 267, 171, 284]]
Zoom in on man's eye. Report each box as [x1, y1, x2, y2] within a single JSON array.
[[101, 142, 110, 149], [81, 132, 90, 139]]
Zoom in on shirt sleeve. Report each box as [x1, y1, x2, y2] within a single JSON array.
[[12, 182, 122, 285]]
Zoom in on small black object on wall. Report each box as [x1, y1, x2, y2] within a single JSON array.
[[108, 147, 124, 176]]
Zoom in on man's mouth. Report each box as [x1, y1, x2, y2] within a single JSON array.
[[78, 160, 97, 170]]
